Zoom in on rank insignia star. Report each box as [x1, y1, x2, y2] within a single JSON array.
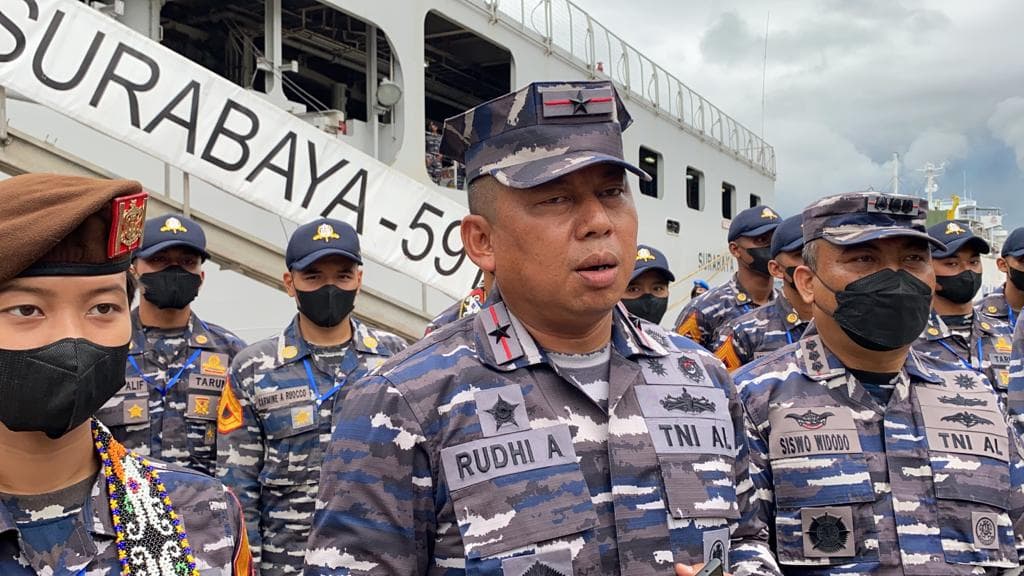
[[569, 89, 592, 115], [127, 404, 144, 419], [485, 395, 520, 429]]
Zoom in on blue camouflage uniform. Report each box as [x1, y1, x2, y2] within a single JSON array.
[[713, 214, 807, 371], [732, 191, 1024, 575], [424, 279, 487, 336], [306, 295, 767, 575], [673, 205, 782, 350], [217, 315, 406, 576], [914, 310, 1015, 402], [713, 295, 807, 371], [305, 80, 771, 575], [1007, 315, 1024, 435], [978, 285, 1020, 332], [97, 309, 246, 476]]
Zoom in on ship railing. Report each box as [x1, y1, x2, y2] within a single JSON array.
[[471, 0, 776, 179]]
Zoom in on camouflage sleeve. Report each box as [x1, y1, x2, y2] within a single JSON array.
[[216, 357, 265, 564], [224, 484, 256, 576], [673, 299, 704, 345], [1009, 321, 1024, 437], [730, 404, 783, 575], [712, 324, 746, 372], [1007, 413, 1024, 570], [306, 374, 434, 575]]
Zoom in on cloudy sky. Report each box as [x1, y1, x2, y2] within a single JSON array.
[[581, 0, 1024, 225]]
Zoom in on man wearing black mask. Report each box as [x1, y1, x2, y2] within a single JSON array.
[[673, 204, 781, 349], [914, 220, 1014, 401], [621, 244, 675, 325], [731, 192, 1024, 574], [0, 174, 253, 575], [978, 226, 1024, 332], [713, 214, 811, 370], [217, 217, 407, 576], [97, 214, 246, 476]]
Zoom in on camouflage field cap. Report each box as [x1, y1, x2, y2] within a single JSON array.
[[802, 191, 943, 249], [440, 80, 651, 188]]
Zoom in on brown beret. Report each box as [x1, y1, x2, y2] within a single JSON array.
[[0, 173, 147, 284]]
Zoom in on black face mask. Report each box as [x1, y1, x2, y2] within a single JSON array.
[[746, 247, 772, 276], [296, 285, 357, 328], [0, 338, 129, 439], [817, 268, 933, 352], [1009, 266, 1024, 291], [935, 270, 982, 304], [140, 266, 202, 310], [623, 294, 669, 324], [784, 265, 799, 291]]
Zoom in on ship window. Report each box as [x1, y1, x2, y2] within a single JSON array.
[[638, 146, 661, 198], [686, 167, 704, 211], [425, 11, 512, 188], [750, 193, 761, 207], [722, 182, 736, 219]]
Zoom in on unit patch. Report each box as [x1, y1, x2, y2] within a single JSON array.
[[200, 352, 228, 376], [702, 527, 730, 571], [187, 394, 217, 421], [636, 384, 734, 456], [972, 511, 1000, 550], [801, 507, 855, 557]]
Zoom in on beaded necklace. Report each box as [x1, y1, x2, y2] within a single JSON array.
[[91, 420, 199, 576]]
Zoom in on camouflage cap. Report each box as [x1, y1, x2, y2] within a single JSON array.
[[802, 191, 943, 249], [440, 80, 651, 188]]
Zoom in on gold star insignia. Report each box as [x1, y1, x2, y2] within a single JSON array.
[[927, 327, 940, 336], [363, 336, 379, 350], [128, 404, 144, 419], [293, 409, 312, 427]]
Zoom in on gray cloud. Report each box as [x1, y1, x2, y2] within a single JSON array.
[[989, 97, 1024, 171]]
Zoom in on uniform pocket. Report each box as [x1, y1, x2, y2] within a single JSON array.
[[259, 401, 322, 486], [441, 424, 598, 560], [931, 452, 1017, 567], [771, 454, 879, 566], [658, 453, 738, 520]]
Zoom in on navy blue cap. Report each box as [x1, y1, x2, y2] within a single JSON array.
[[770, 214, 804, 258], [631, 245, 675, 282], [728, 205, 781, 242], [135, 214, 209, 260], [286, 218, 361, 271], [1003, 227, 1024, 258], [928, 220, 990, 259]]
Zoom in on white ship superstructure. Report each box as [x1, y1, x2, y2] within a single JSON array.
[[0, 0, 776, 336]]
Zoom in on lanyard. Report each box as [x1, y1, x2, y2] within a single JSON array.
[[785, 328, 795, 345], [1009, 306, 1017, 331], [936, 338, 985, 374], [128, 349, 202, 397], [303, 359, 346, 407]]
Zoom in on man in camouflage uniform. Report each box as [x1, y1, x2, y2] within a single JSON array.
[[673, 205, 781, 350], [0, 174, 252, 576], [914, 220, 1015, 403], [306, 80, 769, 576], [1009, 313, 1024, 434], [977, 226, 1024, 332], [713, 214, 810, 370], [423, 270, 493, 336], [97, 214, 246, 476], [732, 191, 1024, 575], [217, 218, 407, 576]]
